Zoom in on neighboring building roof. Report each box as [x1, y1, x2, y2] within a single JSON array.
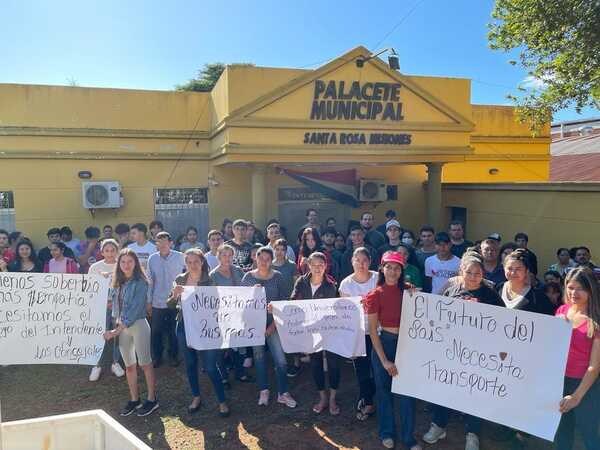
[[550, 133, 600, 181]]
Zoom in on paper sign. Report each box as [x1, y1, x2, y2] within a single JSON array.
[[272, 297, 366, 358], [0, 273, 109, 365], [391, 292, 571, 441], [180, 286, 267, 350]]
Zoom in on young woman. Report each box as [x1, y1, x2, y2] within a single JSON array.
[[88, 239, 124, 381], [400, 230, 416, 249], [545, 281, 563, 309], [43, 242, 79, 274], [396, 244, 423, 289], [423, 252, 503, 450], [339, 247, 378, 421], [7, 240, 42, 273], [297, 227, 323, 274], [178, 226, 205, 252], [554, 267, 600, 449], [549, 247, 577, 277], [364, 251, 421, 450], [242, 247, 297, 408], [291, 252, 341, 415], [168, 248, 230, 417], [103, 249, 158, 417], [496, 249, 556, 315], [208, 244, 253, 384]]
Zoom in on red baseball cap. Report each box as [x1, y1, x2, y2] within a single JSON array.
[[381, 251, 406, 266]]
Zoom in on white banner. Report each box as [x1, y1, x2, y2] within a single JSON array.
[[0, 273, 109, 365], [180, 286, 267, 350], [272, 297, 366, 358], [391, 292, 571, 441]]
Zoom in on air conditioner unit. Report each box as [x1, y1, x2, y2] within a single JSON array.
[[82, 181, 122, 209], [359, 179, 388, 202]]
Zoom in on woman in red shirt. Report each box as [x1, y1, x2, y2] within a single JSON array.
[[554, 267, 600, 449], [364, 251, 421, 450]]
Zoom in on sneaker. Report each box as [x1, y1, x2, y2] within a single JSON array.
[[111, 362, 125, 378], [286, 365, 301, 378], [423, 423, 447, 444], [465, 433, 479, 450], [119, 399, 141, 416], [258, 389, 270, 406], [243, 357, 253, 368], [381, 438, 394, 449], [136, 399, 159, 417], [89, 366, 102, 382], [277, 392, 297, 408]]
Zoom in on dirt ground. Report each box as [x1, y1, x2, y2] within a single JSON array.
[[0, 361, 577, 450]]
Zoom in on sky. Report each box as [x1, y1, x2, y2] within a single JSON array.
[[2, 0, 597, 123]]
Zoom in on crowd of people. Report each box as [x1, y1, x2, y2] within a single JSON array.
[[0, 208, 598, 450]]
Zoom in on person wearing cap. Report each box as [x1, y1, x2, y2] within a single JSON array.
[[376, 209, 397, 236], [147, 231, 185, 368], [481, 238, 507, 285], [377, 219, 403, 261], [423, 251, 503, 450], [364, 251, 421, 450], [424, 232, 460, 295]]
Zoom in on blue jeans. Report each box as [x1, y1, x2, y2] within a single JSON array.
[[253, 329, 288, 394], [176, 320, 226, 403], [431, 404, 482, 435], [371, 331, 417, 447]]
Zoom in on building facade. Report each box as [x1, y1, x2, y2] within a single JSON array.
[[0, 46, 550, 246]]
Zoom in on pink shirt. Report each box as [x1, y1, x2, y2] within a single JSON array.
[[556, 304, 599, 379]]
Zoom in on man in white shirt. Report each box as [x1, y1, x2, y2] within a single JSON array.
[[425, 232, 460, 295], [265, 222, 295, 262], [204, 229, 223, 270], [127, 223, 157, 271]]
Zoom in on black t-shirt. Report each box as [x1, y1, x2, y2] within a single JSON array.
[[38, 245, 75, 265], [225, 240, 253, 271], [442, 279, 503, 307], [450, 240, 474, 258]]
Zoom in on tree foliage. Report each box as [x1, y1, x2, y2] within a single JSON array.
[[176, 62, 255, 92], [488, 0, 600, 132]]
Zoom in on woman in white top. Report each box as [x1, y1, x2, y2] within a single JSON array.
[[88, 239, 125, 381], [339, 247, 378, 421]]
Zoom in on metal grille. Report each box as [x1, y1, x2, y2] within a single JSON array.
[[0, 191, 15, 231], [154, 188, 209, 243]]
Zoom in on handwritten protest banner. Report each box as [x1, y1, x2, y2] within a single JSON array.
[[181, 286, 267, 350], [272, 297, 365, 358], [391, 292, 571, 441], [0, 273, 109, 366]]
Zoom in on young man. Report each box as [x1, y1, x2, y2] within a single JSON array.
[[147, 231, 185, 368], [77, 226, 103, 273], [481, 238, 506, 285], [0, 229, 15, 264], [60, 226, 81, 257], [415, 226, 436, 271], [225, 219, 253, 271], [149, 220, 164, 243], [204, 229, 224, 270], [340, 226, 379, 278], [320, 226, 343, 267], [265, 222, 295, 262], [514, 232, 539, 275], [38, 227, 75, 265], [376, 209, 397, 236], [377, 219, 403, 262], [359, 211, 385, 250], [115, 223, 132, 248], [449, 221, 473, 258], [102, 224, 114, 240], [127, 223, 157, 271], [424, 232, 461, 295], [302, 208, 321, 234]]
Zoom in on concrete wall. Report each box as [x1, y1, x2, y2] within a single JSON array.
[[442, 183, 600, 271]]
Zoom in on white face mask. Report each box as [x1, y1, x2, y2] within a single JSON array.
[[402, 237, 414, 246]]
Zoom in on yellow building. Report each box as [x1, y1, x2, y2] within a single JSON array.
[[0, 46, 550, 248]]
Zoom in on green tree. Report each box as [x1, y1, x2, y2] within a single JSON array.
[[488, 0, 600, 132], [176, 62, 255, 92]]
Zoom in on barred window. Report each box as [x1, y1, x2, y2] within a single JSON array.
[[154, 188, 208, 205], [0, 191, 16, 231]]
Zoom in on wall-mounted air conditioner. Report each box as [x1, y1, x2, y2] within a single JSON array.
[[82, 181, 122, 209], [359, 179, 387, 202]]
